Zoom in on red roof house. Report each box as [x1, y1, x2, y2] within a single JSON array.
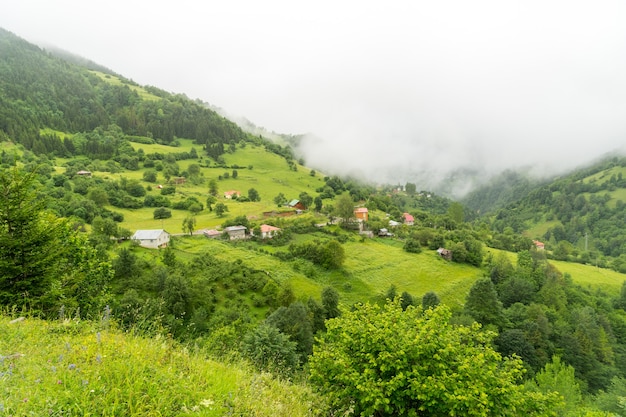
[[260, 224, 281, 239], [403, 212, 415, 226], [354, 207, 369, 221], [224, 190, 241, 199]]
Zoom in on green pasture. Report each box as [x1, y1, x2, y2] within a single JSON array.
[[159, 233, 484, 308], [341, 239, 482, 307], [129, 137, 197, 154], [582, 165, 626, 184], [98, 144, 327, 233], [485, 247, 626, 295], [551, 259, 626, 294], [524, 220, 560, 241], [89, 70, 162, 101], [40, 127, 74, 140]]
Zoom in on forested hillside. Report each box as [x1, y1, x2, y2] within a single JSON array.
[[4, 27, 626, 416], [0, 28, 245, 159], [478, 156, 626, 272]]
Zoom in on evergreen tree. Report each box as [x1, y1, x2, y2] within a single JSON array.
[[465, 278, 506, 328], [0, 168, 69, 310]]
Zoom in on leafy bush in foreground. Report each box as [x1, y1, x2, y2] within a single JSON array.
[[309, 301, 561, 416]]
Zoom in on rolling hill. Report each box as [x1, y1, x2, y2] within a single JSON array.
[[5, 25, 626, 414]]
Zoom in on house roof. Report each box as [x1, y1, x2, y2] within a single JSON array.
[[260, 224, 281, 233], [354, 207, 368, 213], [288, 199, 300, 206], [203, 229, 221, 237], [224, 190, 240, 195], [403, 213, 415, 222], [132, 229, 168, 240], [224, 225, 247, 232]]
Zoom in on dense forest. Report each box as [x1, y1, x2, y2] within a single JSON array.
[[3, 27, 626, 416]]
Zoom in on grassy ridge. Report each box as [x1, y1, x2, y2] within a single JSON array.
[[0, 315, 322, 416], [89, 70, 162, 101]]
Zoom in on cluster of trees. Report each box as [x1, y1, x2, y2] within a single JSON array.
[[461, 248, 626, 403], [287, 239, 346, 269]]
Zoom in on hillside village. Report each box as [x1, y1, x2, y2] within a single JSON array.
[[3, 27, 626, 416]]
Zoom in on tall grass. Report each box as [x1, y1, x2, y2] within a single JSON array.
[[0, 315, 324, 416]]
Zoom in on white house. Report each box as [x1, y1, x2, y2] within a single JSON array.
[[131, 229, 170, 249], [259, 224, 281, 239]]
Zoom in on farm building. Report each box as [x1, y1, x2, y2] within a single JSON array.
[[224, 225, 247, 240], [131, 229, 170, 249], [533, 240, 545, 250], [403, 213, 415, 226], [437, 247, 452, 260], [224, 190, 241, 199], [288, 199, 306, 210], [203, 229, 221, 239], [354, 207, 369, 221]]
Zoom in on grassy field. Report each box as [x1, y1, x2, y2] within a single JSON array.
[[551, 259, 626, 293], [485, 247, 626, 295], [97, 143, 326, 233], [89, 70, 162, 101], [160, 232, 484, 308], [0, 315, 322, 416]]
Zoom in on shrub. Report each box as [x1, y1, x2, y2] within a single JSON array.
[[153, 207, 172, 219]]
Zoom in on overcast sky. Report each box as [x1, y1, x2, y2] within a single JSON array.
[[2, 1, 626, 192]]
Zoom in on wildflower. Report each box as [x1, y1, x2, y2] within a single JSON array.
[[68, 364, 76, 370], [56, 380, 63, 384], [82, 380, 89, 386], [51, 366, 57, 372], [95, 355, 102, 363], [96, 332, 101, 344], [200, 399, 215, 407]]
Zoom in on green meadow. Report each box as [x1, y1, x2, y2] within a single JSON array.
[[0, 315, 322, 416], [156, 233, 484, 308], [95, 142, 326, 233], [485, 247, 626, 295], [89, 70, 162, 101]]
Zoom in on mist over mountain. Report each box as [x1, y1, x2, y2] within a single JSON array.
[[3, 1, 626, 198]]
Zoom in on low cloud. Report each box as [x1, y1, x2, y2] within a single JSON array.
[[2, 1, 626, 196]]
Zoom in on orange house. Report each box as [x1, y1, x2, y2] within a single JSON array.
[[354, 207, 369, 221]]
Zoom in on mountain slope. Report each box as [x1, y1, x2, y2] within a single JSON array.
[[0, 27, 246, 157], [483, 156, 626, 271]]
